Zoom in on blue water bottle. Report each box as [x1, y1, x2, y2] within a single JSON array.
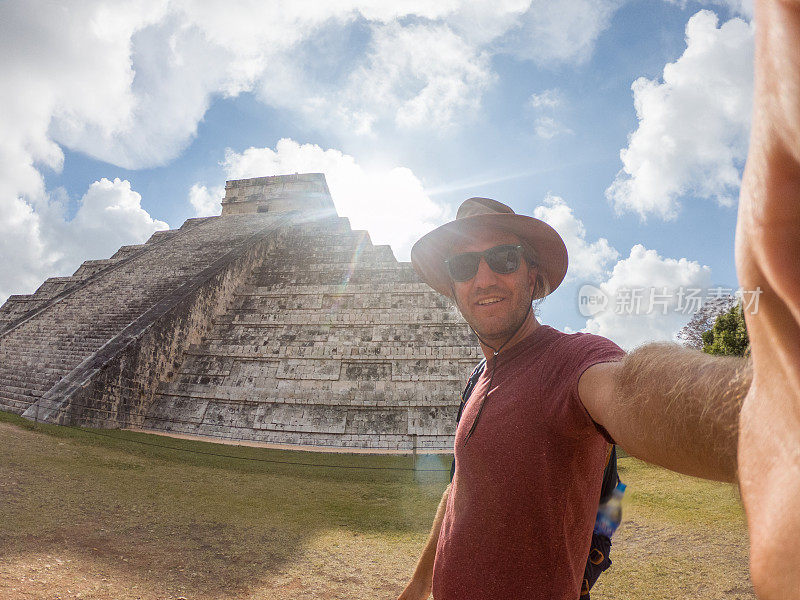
[[594, 481, 626, 538]]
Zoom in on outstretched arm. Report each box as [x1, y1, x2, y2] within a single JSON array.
[[579, 344, 751, 483], [398, 484, 450, 600], [735, 0, 800, 598]]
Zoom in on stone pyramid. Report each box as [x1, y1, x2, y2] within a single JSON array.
[[0, 174, 478, 450]]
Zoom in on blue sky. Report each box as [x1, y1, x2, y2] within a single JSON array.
[[0, 0, 755, 348]]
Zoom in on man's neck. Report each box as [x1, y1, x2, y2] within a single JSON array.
[[478, 314, 541, 360]]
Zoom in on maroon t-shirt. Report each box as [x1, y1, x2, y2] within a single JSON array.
[[432, 325, 625, 600]]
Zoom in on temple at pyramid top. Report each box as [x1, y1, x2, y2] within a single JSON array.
[[221, 173, 336, 215]]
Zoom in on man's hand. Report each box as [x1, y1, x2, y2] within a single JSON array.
[[397, 576, 433, 600], [735, 1, 800, 598], [397, 484, 450, 600]]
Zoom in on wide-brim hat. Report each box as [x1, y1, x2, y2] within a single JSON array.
[[411, 197, 568, 300]]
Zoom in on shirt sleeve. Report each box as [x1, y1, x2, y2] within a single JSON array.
[[564, 333, 626, 444]]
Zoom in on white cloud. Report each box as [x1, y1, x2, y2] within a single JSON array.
[[581, 244, 713, 350], [606, 10, 754, 220], [0, 1, 479, 181], [499, 0, 622, 65], [0, 1, 169, 172], [533, 117, 568, 139], [0, 0, 628, 178], [443, 0, 531, 45], [529, 89, 562, 110], [0, 0, 171, 303], [188, 183, 224, 218], [0, 0, 631, 199], [0, 197, 48, 305], [527, 88, 572, 139], [347, 22, 495, 132], [0, 178, 167, 304], [533, 189, 721, 351], [217, 139, 449, 261], [67, 178, 168, 248], [256, 20, 497, 135], [533, 194, 619, 279]]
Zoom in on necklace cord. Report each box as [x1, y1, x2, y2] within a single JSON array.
[[457, 287, 534, 444]]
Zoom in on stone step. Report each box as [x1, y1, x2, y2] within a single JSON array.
[[230, 297, 454, 311], [158, 376, 462, 399], [250, 272, 419, 287], [240, 283, 433, 295], [218, 313, 463, 326], [183, 348, 479, 363], [0, 375, 59, 393], [4, 347, 90, 359], [0, 381, 46, 399], [140, 416, 452, 451], [0, 394, 36, 413], [187, 347, 470, 361], [0, 364, 76, 380], [1, 344, 86, 357]]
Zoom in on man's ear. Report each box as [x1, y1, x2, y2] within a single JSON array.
[[449, 282, 462, 311], [528, 267, 539, 297]]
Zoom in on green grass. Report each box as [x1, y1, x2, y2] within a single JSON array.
[[0, 411, 754, 599], [617, 457, 746, 528], [0, 409, 450, 481]]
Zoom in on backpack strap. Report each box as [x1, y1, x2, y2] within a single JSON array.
[[598, 445, 620, 505], [456, 358, 487, 424], [451, 359, 487, 481], [585, 445, 623, 597]]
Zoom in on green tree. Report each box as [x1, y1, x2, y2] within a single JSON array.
[[701, 303, 750, 357]]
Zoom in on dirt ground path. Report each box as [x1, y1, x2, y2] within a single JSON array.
[[0, 521, 756, 600]]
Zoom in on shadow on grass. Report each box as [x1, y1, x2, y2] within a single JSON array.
[[0, 411, 450, 597]]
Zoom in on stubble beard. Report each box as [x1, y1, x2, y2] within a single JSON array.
[[469, 304, 531, 346], [464, 284, 533, 347]]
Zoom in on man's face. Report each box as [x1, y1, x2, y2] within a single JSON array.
[[449, 229, 538, 344]]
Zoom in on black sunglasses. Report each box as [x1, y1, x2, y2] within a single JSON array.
[[445, 244, 525, 282]]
